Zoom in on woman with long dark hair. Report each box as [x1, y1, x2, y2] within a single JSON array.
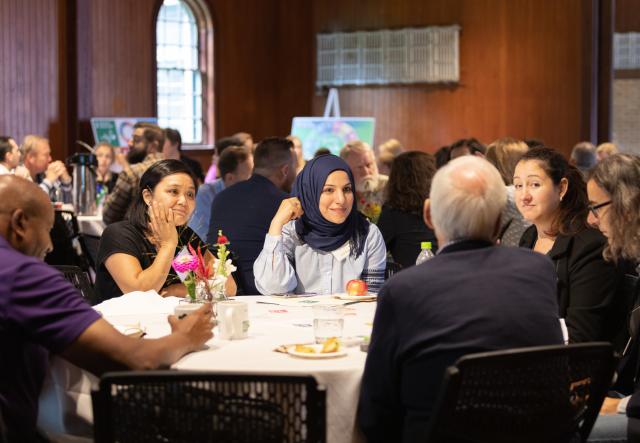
[[95, 159, 236, 302], [253, 154, 387, 295], [377, 151, 437, 268], [586, 154, 640, 443], [515, 146, 625, 345]]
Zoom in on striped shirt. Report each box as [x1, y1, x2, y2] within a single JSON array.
[[102, 153, 163, 224]]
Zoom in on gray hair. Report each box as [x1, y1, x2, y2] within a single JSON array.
[[430, 156, 506, 242], [339, 140, 372, 160]]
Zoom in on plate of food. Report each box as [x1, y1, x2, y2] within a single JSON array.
[[286, 338, 347, 359]]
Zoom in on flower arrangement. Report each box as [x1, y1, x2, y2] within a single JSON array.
[[172, 230, 236, 302]]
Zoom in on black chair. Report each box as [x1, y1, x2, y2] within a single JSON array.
[[45, 209, 93, 272], [92, 371, 327, 443], [54, 265, 98, 305], [384, 261, 403, 280], [424, 342, 616, 443]]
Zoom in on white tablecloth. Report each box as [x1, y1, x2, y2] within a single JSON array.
[[38, 293, 376, 443]]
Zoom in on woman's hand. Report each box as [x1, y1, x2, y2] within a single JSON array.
[[168, 303, 214, 350], [148, 201, 179, 249], [269, 197, 304, 236]]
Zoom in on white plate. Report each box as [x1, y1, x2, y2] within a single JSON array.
[[286, 344, 347, 359], [334, 293, 377, 301]]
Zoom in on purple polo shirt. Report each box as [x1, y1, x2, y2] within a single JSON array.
[[0, 235, 101, 434]]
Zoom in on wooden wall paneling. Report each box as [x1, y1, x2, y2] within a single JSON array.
[[76, 0, 158, 144], [615, 0, 640, 32], [274, 0, 314, 137], [205, 0, 281, 141], [310, 0, 597, 156], [0, 0, 65, 158]]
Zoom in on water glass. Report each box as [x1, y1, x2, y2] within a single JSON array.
[[313, 305, 344, 344]]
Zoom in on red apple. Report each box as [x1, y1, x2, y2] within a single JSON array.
[[346, 279, 368, 296]]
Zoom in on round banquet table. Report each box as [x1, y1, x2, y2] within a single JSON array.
[[38, 293, 376, 443]]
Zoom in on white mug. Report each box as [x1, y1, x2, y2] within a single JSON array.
[[218, 300, 249, 340]]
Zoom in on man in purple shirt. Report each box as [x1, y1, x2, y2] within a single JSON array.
[[0, 175, 214, 442]]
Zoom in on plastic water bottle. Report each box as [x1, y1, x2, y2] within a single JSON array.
[[416, 241, 435, 265]]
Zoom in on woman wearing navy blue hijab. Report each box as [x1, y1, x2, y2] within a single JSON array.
[[254, 154, 387, 295]]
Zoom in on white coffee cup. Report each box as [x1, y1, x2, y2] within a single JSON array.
[[218, 300, 249, 340]]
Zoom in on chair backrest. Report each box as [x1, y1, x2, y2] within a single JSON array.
[[53, 265, 98, 305], [424, 342, 616, 443], [385, 261, 403, 280], [92, 371, 327, 443]]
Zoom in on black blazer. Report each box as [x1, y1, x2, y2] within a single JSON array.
[[519, 226, 626, 346], [206, 174, 287, 295], [358, 240, 564, 443]]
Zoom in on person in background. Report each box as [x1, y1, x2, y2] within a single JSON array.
[[95, 159, 236, 302], [358, 156, 563, 442], [376, 138, 404, 176], [448, 137, 486, 160], [203, 136, 243, 184], [233, 132, 254, 152], [94, 142, 118, 194], [524, 138, 545, 149], [207, 137, 295, 295], [254, 154, 386, 295], [569, 141, 597, 179], [340, 141, 388, 224], [0, 136, 21, 175], [484, 137, 530, 246], [313, 147, 331, 158], [377, 151, 438, 268], [189, 146, 253, 240], [21, 135, 72, 203], [584, 154, 640, 443], [164, 128, 205, 184], [434, 145, 450, 169], [287, 135, 305, 174], [596, 142, 619, 162], [102, 124, 164, 224], [515, 146, 625, 347], [0, 175, 214, 442]]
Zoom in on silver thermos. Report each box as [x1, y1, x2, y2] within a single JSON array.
[[70, 153, 97, 215]]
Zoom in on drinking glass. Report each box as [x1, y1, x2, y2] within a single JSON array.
[[312, 305, 344, 344]]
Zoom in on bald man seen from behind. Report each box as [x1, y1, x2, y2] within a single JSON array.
[[0, 175, 214, 443]]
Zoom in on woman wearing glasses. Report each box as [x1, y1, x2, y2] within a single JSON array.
[[514, 146, 625, 346], [585, 154, 640, 442]]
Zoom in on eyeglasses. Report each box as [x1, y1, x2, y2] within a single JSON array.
[[588, 200, 612, 218]]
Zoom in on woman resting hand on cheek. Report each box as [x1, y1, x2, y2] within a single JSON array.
[[95, 160, 236, 303], [253, 154, 386, 295]]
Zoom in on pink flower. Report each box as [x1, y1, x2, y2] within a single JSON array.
[[172, 254, 199, 273]]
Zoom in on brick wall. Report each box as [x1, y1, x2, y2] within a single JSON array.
[[613, 79, 640, 154]]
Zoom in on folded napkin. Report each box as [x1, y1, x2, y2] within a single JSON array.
[[93, 291, 181, 316]]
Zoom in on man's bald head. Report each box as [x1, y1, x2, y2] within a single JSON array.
[[0, 175, 54, 258], [427, 156, 506, 243]]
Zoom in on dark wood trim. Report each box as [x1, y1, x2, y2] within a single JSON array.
[[64, 0, 79, 156], [597, 0, 614, 143], [582, 0, 599, 143], [615, 69, 640, 79], [151, 0, 162, 119]]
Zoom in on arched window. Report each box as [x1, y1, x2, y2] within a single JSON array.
[[156, 0, 213, 146]]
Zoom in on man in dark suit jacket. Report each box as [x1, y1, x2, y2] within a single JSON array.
[[357, 156, 564, 443], [206, 137, 296, 294]]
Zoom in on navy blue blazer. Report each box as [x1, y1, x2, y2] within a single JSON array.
[[357, 240, 564, 443], [206, 174, 287, 294]]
